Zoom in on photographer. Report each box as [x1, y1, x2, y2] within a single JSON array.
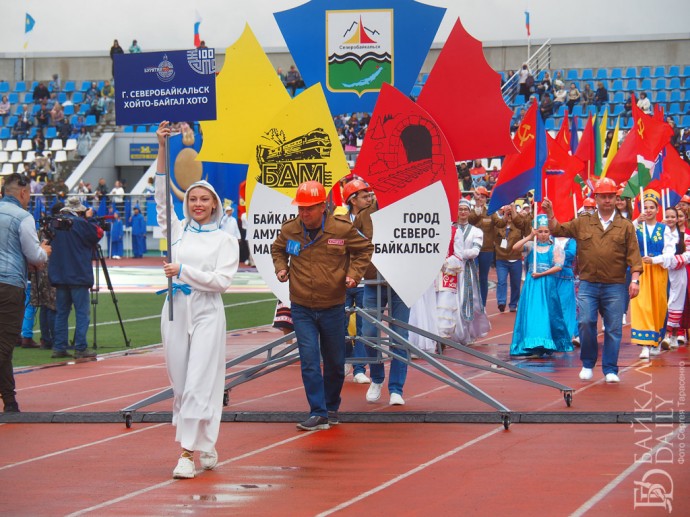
[[47, 197, 104, 359]]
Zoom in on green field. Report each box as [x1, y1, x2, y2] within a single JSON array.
[[14, 292, 278, 368]]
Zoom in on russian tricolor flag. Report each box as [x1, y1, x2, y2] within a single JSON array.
[[524, 11, 531, 37], [194, 10, 202, 47]]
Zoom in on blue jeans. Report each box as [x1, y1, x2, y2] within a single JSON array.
[[39, 306, 56, 347], [475, 251, 494, 307], [345, 286, 367, 375], [54, 286, 91, 352], [21, 283, 36, 338], [291, 303, 345, 417], [495, 259, 522, 309], [578, 281, 626, 375], [362, 286, 410, 395]]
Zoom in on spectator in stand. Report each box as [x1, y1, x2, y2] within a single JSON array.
[[536, 71, 552, 97], [35, 102, 50, 129], [567, 83, 581, 111], [12, 117, 31, 143], [285, 65, 303, 96], [594, 81, 609, 109], [510, 107, 526, 132], [637, 92, 652, 115], [32, 82, 50, 104], [470, 159, 486, 179], [110, 39, 124, 77], [680, 129, 690, 163], [553, 86, 567, 113], [552, 71, 565, 90], [129, 39, 141, 53], [474, 171, 492, 191], [622, 92, 634, 121], [581, 83, 595, 108], [50, 102, 65, 125], [109, 180, 125, 214], [276, 67, 287, 87], [57, 118, 72, 146], [0, 95, 10, 124], [457, 162, 473, 192], [85, 81, 100, 105], [540, 93, 554, 121], [48, 74, 61, 93], [101, 81, 115, 114], [668, 118, 681, 153], [517, 63, 532, 98], [32, 129, 46, 154], [72, 115, 85, 136], [76, 127, 92, 158]]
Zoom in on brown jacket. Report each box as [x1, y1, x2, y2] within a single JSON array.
[[468, 206, 495, 253], [272, 213, 374, 309], [352, 203, 378, 280], [493, 213, 529, 261], [551, 212, 643, 283]]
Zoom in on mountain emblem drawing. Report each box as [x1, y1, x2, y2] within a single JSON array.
[[326, 10, 393, 96]]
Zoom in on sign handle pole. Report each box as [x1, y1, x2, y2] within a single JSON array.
[[165, 134, 174, 321], [532, 198, 537, 274]]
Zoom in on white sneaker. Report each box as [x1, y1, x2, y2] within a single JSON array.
[[678, 335, 686, 345], [650, 346, 661, 356], [173, 457, 195, 479], [670, 336, 679, 350], [388, 393, 405, 406], [622, 314, 627, 325], [366, 382, 382, 402], [200, 448, 218, 470], [660, 338, 671, 350], [353, 372, 371, 384], [579, 367, 593, 381], [389, 393, 405, 406], [344, 363, 353, 377], [572, 336, 580, 347], [605, 373, 620, 383], [639, 347, 650, 359]]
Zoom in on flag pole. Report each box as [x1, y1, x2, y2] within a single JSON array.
[[640, 185, 648, 257], [532, 198, 537, 274], [165, 134, 174, 321], [573, 194, 577, 219]]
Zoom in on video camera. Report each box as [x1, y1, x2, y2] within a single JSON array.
[[38, 214, 112, 243]]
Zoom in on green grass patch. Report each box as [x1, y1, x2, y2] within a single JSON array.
[[14, 292, 278, 368]]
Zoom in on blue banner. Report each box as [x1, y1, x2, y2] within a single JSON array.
[[114, 48, 217, 125]]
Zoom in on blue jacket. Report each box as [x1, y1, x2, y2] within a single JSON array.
[[0, 196, 47, 288], [48, 213, 101, 286]]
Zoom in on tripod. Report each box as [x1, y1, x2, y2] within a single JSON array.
[[90, 244, 131, 349]]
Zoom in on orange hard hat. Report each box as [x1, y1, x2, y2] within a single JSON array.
[[292, 181, 327, 206], [583, 197, 597, 208], [593, 177, 618, 195], [616, 188, 625, 197], [681, 195, 690, 204], [475, 186, 490, 197], [342, 179, 371, 204]]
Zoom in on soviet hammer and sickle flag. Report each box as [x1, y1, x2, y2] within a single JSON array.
[[487, 101, 548, 214]]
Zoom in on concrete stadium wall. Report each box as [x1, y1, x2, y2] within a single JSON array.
[[2, 39, 688, 85]]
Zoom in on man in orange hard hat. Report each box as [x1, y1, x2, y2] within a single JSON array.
[[542, 177, 643, 384], [272, 181, 373, 431]]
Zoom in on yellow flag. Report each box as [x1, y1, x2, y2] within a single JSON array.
[[244, 84, 350, 211], [197, 24, 291, 164], [601, 116, 620, 179], [597, 108, 608, 168]]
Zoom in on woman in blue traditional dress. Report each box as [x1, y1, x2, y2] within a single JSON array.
[[109, 211, 124, 259], [554, 236, 578, 345], [510, 214, 572, 357]]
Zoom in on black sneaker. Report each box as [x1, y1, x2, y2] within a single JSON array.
[[327, 411, 340, 425], [74, 349, 97, 359], [296, 415, 330, 431], [51, 350, 73, 359], [498, 304, 506, 312], [4, 401, 20, 413]]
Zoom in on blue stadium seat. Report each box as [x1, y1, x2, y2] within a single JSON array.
[[45, 127, 57, 139], [685, 90, 690, 102], [410, 85, 422, 98], [681, 115, 690, 128], [29, 127, 38, 138], [78, 104, 90, 115], [612, 91, 625, 104], [13, 81, 26, 93], [654, 91, 667, 104], [123, 125, 134, 133], [57, 92, 67, 104], [611, 79, 623, 92], [652, 78, 667, 91], [30, 81, 38, 91], [640, 78, 652, 91], [609, 104, 624, 117], [621, 118, 633, 130], [668, 66, 680, 78], [668, 103, 682, 116], [80, 81, 91, 92], [577, 118, 586, 130], [72, 92, 84, 104], [0, 82, 9, 94], [8, 93, 18, 104], [23, 93, 33, 104], [555, 105, 566, 117], [63, 105, 74, 116], [595, 69, 608, 81], [31, 104, 40, 115], [535, 70, 545, 82], [624, 67, 637, 79], [7, 115, 17, 127], [610, 68, 623, 80], [581, 68, 594, 81], [420, 73, 429, 85], [652, 66, 666, 78], [669, 77, 681, 90], [63, 81, 75, 94], [85, 115, 97, 126], [681, 66, 690, 78], [572, 105, 586, 118], [97, 80, 105, 90], [513, 94, 526, 106], [684, 78, 690, 89], [0, 127, 10, 139], [670, 90, 682, 103], [625, 79, 637, 91], [639, 67, 651, 79], [135, 125, 148, 132], [566, 69, 578, 81], [587, 105, 598, 117], [544, 118, 555, 131]]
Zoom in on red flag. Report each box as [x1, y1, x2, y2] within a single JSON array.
[[574, 115, 595, 180], [659, 143, 690, 200], [544, 134, 585, 221], [555, 109, 570, 152]]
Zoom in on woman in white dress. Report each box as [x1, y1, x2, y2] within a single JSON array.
[[155, 121, 240, 479]]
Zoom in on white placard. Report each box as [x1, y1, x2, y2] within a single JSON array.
[[371, 182, 451, 307], [247, 183, 298, 305]]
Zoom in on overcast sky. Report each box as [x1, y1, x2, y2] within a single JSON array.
[[2, 0, 688, 55]]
